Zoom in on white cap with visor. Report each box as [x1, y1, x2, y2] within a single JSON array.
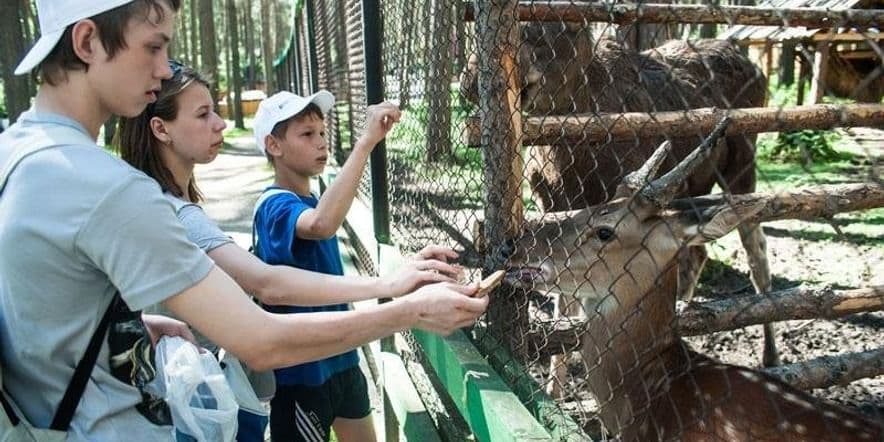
[[15, 0, 136, 75]]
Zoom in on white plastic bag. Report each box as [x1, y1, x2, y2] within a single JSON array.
[[147, 337, 238, 442]]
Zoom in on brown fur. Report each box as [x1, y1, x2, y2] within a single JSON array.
[[507, 185, 884, 441], [463, 24, 781, 370], [825, 50, 884, 103], [461, 24, 767, 211]]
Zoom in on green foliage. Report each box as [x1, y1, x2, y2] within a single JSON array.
[[767, 73, 799, 107], [757, 129, 851, 164]]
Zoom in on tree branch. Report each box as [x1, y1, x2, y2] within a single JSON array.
[[527, 286, 884, 355], [465, 104, 884, 146]]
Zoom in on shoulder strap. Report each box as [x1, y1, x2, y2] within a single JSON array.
[[1, 127, 117, 431], [49, 292, 121, 431], [250, 188, 296, 252]]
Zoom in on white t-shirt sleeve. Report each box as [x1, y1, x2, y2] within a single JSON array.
[[76, 175, 214, 311]]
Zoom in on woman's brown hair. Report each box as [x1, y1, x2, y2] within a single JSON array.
[[116, 61, 209, 203]]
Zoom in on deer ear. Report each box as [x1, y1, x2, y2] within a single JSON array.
[[677, 201, 765, 246]]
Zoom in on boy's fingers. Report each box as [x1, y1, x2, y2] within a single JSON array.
[[422, 272, 455, 283], [417, 245, 459, 261], [416, 259, 461, 277]]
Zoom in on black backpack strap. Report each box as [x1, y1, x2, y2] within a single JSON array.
[[0, 388, 20, 425], [49, 292, 121, 431]]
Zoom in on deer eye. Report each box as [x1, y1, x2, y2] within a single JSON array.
[[595, 227, 615, 242]]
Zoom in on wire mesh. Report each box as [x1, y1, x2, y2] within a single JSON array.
[[278, 0, 884, 439]]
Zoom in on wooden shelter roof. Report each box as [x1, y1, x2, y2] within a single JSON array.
[[719, 0, 881, 43]]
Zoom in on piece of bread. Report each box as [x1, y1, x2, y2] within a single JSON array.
[[475, 270, 506, 298]]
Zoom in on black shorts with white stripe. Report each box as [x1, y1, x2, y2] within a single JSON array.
[[269, 366, 371, 442]]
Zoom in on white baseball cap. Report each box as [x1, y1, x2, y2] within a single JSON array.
[[15, 0, 136, 75], [254, 90, 335, 153]]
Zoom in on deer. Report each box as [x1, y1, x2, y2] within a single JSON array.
[[502, 118, 884, 441], [461, 22, 777, 398]]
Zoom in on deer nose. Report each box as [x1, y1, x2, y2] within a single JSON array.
[[497, 238, 516, 259]]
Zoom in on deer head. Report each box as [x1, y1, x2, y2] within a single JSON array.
[[505, 118, 762, 314], [460, 22, 595, 114]]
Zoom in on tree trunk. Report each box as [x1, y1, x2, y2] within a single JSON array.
[[176, 2, 190, 65], [475, 0, 528, 361], [20, 0, 34, 43], [809, 41, 830, 105], [0, 0, 33, 123], [699, 0, 718, 39], [198, 0, 219, 108], [614, 0, 678, 50], [425, 0, 453, 161], [226, 0, 245, 128], [260, 0, 275, 93], [244, 0, 257, 89], [189, 0, 200, 70], [779, 41, 796, 87], [275, 1, 287, 60]]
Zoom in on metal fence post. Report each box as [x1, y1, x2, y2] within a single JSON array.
[[293, 16, 304, 95], [305, 0, 321, 93], [361, 0, 391, 246]]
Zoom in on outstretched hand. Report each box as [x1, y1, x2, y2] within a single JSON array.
[[383, 245, 465, 296], [402, 281, 488, 336], [360, 101, 401, 147]]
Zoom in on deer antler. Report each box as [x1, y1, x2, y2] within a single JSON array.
[[618, 140, 672, 197], [641, 116, 731, 206]]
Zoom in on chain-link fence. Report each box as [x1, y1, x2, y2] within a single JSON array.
[[275, 0, 883, 439]]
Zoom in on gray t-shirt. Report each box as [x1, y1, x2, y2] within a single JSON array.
[[0, 110, 214, 441], [145, 193, 234, 352]]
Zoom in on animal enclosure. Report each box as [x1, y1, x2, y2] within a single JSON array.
[[274, 0, 884, 439]]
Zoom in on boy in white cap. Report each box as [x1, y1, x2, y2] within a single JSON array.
[[252, 92, 400, 441], [0, 1, 488, 440]]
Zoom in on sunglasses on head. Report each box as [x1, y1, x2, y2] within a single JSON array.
[[169, 59, 184, 77]]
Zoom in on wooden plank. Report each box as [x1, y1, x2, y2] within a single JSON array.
[[462, 1, 884, 28], [464, 103, 884, 146], [379, 352, 443, 442], [809, 41, 830, 105], [412, 329, 553, 441], [472, 332, 594, 441]]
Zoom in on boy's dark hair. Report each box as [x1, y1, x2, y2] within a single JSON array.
[[266, 102, 325, 164], [117, 62, 210, 203], [39, 0, 182, 86]]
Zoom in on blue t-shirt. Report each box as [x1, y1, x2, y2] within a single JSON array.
[[253, 187, 358, 386]]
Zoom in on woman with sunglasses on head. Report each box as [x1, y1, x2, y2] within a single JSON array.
[[116, 62, 480, 439]]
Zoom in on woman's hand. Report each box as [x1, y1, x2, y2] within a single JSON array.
[[381, 245, 465, 297]]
